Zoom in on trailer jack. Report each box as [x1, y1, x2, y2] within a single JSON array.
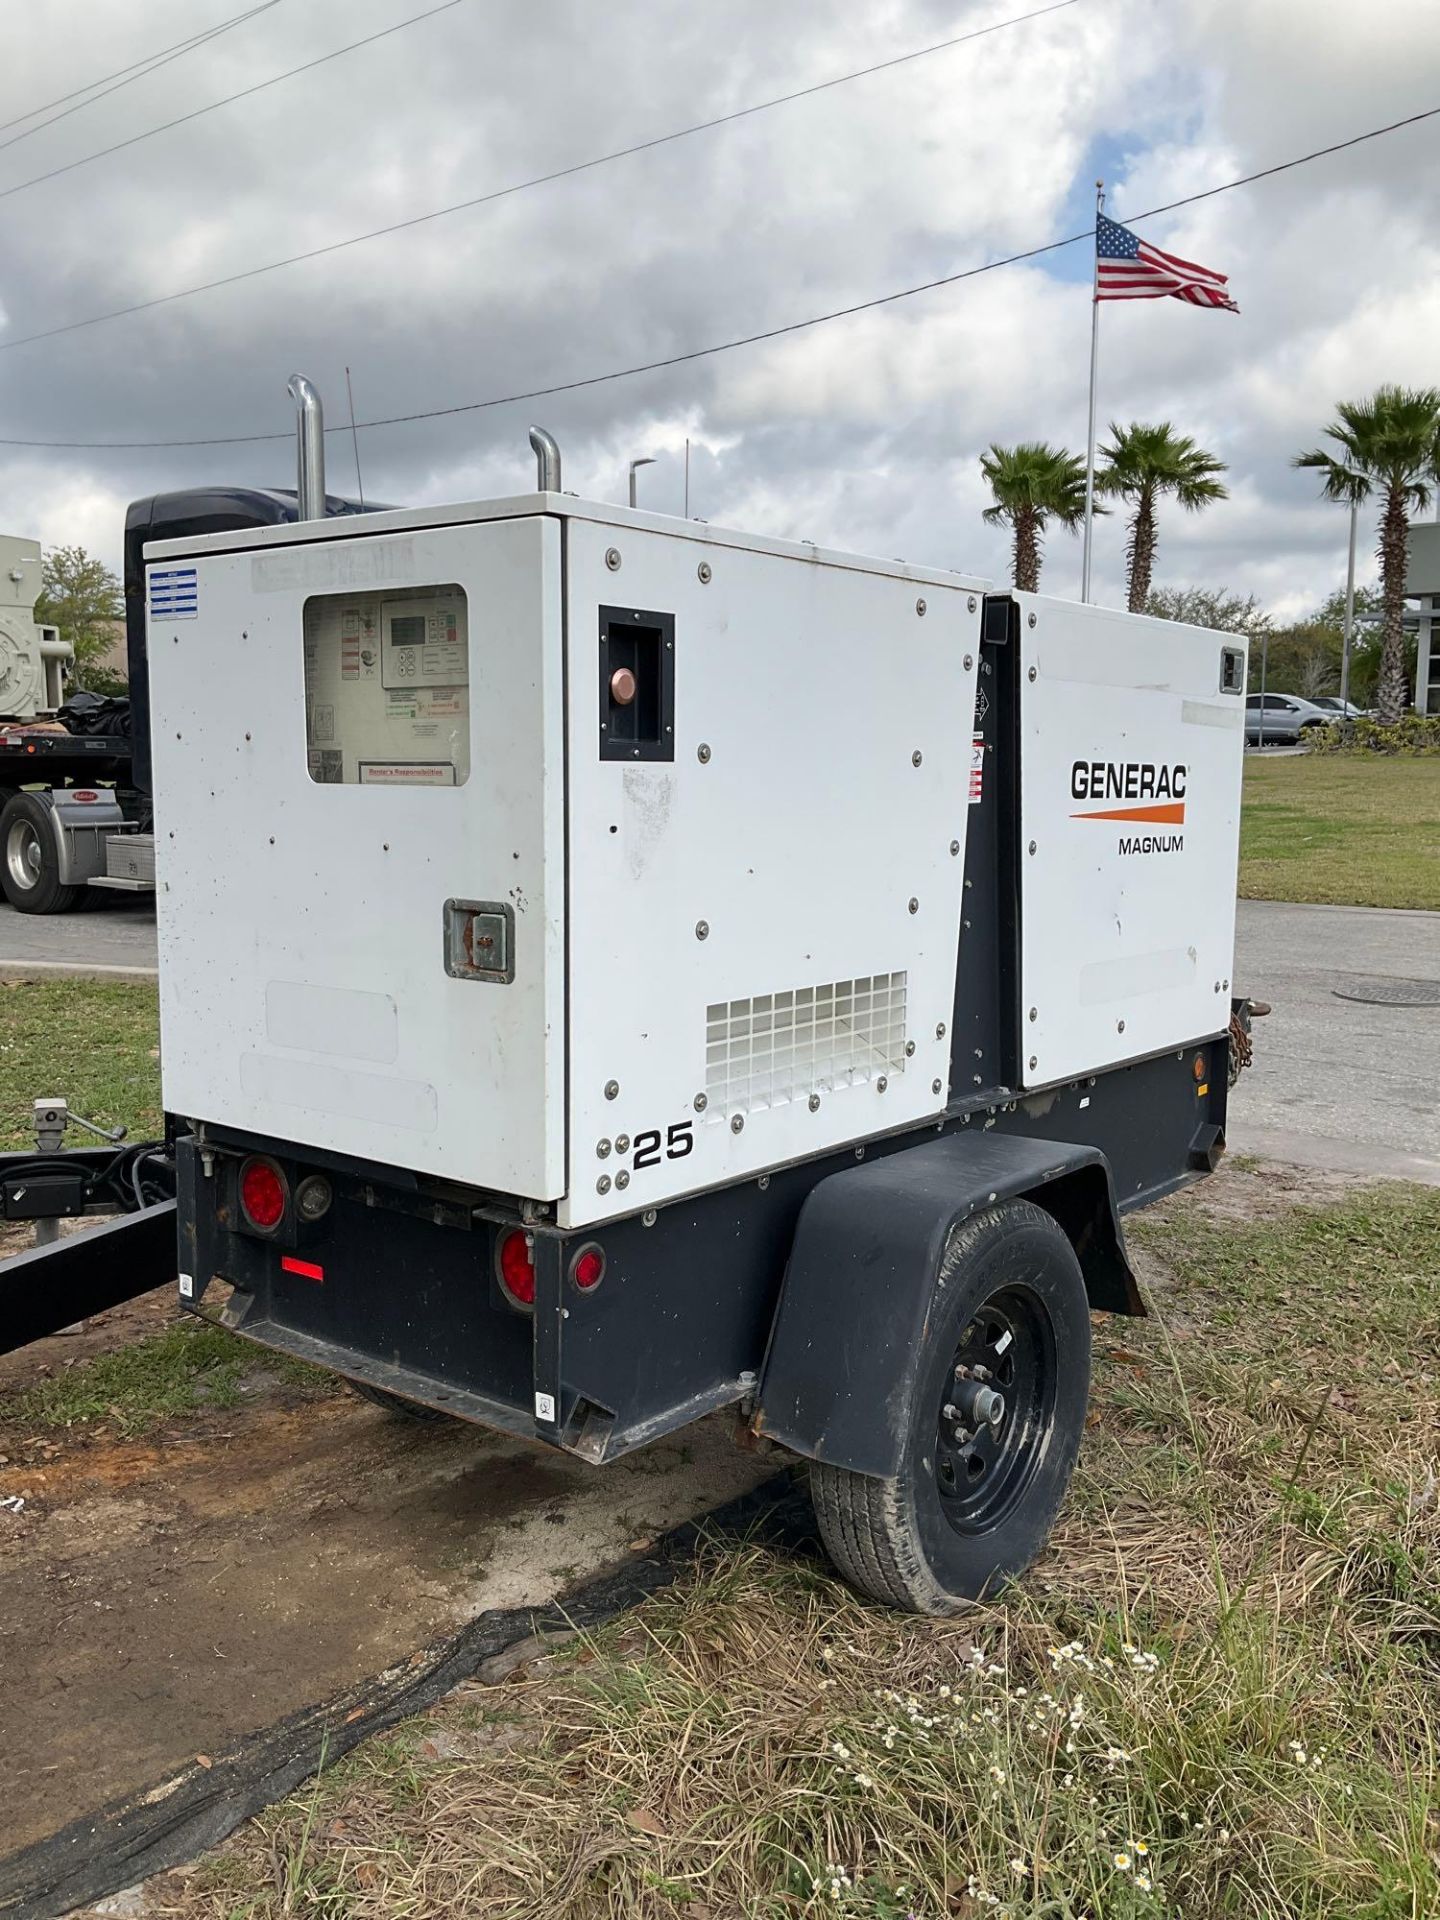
[[0, 1093, 177, 1355]]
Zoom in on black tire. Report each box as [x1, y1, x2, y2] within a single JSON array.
[[347, 1379, 454, 1423], [0, 791, 79, 913], [810, 1198, 1091, 1614]]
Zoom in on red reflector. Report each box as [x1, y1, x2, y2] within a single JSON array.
[[239, 1157, 287, 1230], [498, 1228, 536, 1307], [280, 1254, 325, 1282], [572, 1246, 605, 1291]]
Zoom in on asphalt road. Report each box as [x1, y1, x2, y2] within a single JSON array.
[[3, 896, 1437, 1179], [0, 896, 158, 975], [1227, 899, 1440, 1182]]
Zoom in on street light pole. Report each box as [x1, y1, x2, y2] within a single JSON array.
[[1339, 496, 1357, 716]]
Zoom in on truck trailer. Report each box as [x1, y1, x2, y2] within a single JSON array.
[[3, 383, 1254, 1612], [0, 380, 376, 913]]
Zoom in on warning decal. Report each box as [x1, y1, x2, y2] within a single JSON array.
[[969, 734, 985, 804]]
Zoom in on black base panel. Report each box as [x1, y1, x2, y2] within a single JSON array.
[[0, 1202, 176, 1356], [186, 1044, 1226, 1455], [0, 1474, 810, 1920]]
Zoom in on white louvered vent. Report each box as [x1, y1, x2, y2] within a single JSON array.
[[705, 973, 908, 1118]]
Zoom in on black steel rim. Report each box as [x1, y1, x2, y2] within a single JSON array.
[[934, 1286, 1056, 1534]]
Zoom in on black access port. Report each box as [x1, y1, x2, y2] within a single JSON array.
[[598, 605, 674, 761]]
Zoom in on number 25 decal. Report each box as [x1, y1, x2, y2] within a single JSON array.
[[633, 1122, 694, 1171]]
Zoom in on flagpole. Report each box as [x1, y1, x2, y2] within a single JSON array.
[[1080, 177, 1104, 604]]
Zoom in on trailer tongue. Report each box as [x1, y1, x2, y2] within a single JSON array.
[[4, 378, 1255, 1611]]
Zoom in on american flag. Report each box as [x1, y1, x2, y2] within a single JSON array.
[[1095, 214, 1238, 311]]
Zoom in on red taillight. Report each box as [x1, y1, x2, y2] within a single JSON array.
[[497, 1229, 536, 1307], [571, 1246, 605, 1292], [239, 1157, 287, 1231]]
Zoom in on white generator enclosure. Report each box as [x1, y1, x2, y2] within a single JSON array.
[[0, 534, 70, 719], [1013, 593, 1247, 1089], [147, 497, 1245, 1231]]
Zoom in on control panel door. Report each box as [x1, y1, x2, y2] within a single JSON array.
[[149, 515, 565, 1198]]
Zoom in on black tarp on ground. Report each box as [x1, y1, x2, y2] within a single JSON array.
[[0, 1475, 812, 1920]]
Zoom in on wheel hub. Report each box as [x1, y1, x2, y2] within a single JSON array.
[[933, 1288, 1056, 1535], [5, 819, 42, 893]]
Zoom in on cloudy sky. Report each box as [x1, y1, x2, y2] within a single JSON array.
[[0, 0, 1436, 615]]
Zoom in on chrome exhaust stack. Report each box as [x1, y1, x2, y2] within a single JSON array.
[[287, 374, 326, 521], [529, 425, 561, 492]]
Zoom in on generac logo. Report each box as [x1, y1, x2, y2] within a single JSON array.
[[1070, 760, 1187, 826]]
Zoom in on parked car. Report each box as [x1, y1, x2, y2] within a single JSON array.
[[1244, 692, 1332, 744], [1309, 697, 1368, 719]]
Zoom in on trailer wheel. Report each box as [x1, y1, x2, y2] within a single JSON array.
[[0, 791, 79, 914], [347, 1379, 455, 1423], [810, 1199, 1090, 1614]]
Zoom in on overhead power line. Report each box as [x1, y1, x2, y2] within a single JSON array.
[[0, 0, 1078, 342], [1, 102, 1434, 452], [0, 1, 283, 155], [0, 0, 485, 202]]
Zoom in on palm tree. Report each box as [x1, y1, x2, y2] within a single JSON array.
[[979, 442, 1089, 592], [1294, 386, 1440, 726], [1095, 423, 1228, 611]]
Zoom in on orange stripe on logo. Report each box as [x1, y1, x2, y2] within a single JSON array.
[[1070, 802, 1186, 825]]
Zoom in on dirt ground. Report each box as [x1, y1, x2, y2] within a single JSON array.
[[0, 1283, 771, 1860]]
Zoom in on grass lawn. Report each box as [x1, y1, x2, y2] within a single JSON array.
[[163, 1177, 1440, 1920], [1241, 754, 1440, 911], [0, 977, 160, 1150]]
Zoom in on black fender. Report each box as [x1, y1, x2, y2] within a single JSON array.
[[755, 1132, 1140, 1478]]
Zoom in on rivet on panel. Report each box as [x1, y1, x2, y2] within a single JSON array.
[[967, 595, 977, 613], [596, 1174, 612, 1194], [915, 597, 927, 616], [697, 560, 713, 583], [936, 1022, 947, 1038], [808, 1093, 821, 1112], [643, 1209, 657, 1227], [912, 750, 923, 767], [876, 1075, 888, 1093], [1027, 611, 1037, 628], [731, 1114, 745, 1134], [1028, 666, 1037, 682], [697, 743, 712, 764], [758, 1174, 770, 1190], [605, 547, 622, 571], [950, 839, 960, 856], [615, 1170, 631, 1190], [932, 1078, 943, 1095], [1117, 1019, 1126, 1034], [963, 653, 974, 670], [905, 1040, 916, 1057], [604, 1079, 620, 1101], [695, 919, 710, 940], [695, 1091, 708, 1112], [596, 1139, 612, 1159], [1029, 1007, 1038, 1022], [1028, 840, 1037, 855], [615, 1134, 631, 1155], [1029, 1055, 1038, 1071], [908, 897, 919, 914]]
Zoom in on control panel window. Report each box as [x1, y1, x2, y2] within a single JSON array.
[[303, 584, 470, 787]]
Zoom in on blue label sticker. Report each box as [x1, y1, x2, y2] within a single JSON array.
[[149, 566, 198, 620]]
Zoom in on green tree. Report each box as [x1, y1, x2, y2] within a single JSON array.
[[1144, 585, 1272, 640], [979, 442, 1090, 592], [1095, 422, 1229, 611], [1294, 386, 1440, 725], [34, 544, 126, 698]]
